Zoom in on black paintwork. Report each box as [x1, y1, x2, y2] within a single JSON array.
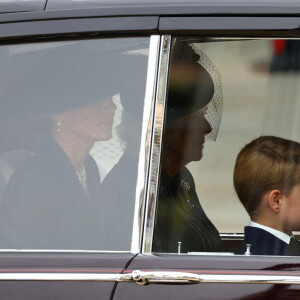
[[113, 254, 300, 300], [159, 16, 300, 33], [0, 0, 300, 26], [0, 17, 158, 40], [0, 0, 298, 40], [0, 252, 135, 300], [46, 0, 300, 17], [0, 15, 299, 41], [0, 252, 135, 269], [128, 253, 300, 271], [0, 0, 46, 14]]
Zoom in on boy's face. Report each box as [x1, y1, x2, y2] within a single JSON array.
[[281, 182, 300, 233]]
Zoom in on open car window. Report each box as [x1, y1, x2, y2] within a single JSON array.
[[0, 37, 150, 251], [153, 37, 300, 256]]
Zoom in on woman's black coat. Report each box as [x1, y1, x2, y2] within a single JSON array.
[[0, 138, 103, 250]]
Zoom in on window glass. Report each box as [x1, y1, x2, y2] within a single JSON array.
[[153, 37, 300, 256], [0, 37, 150, 250]]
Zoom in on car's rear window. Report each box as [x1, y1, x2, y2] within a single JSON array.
[[0, 37, 150, 251]]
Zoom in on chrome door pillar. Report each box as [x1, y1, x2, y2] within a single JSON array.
[[141, 35, 171, 254]]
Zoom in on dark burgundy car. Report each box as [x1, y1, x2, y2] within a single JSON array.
[[0, 0, 300, 299]]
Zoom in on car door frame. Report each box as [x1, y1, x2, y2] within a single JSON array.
[[0, 12, 160, 299], [114, 14, 300, 300]]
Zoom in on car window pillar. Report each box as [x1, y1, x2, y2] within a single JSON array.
[[141, 35, 171, 254]]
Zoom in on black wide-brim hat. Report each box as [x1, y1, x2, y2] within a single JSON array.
[[118, 54, 148, 116], [166, 41, 214, 120], [0, 44, 125, 121]]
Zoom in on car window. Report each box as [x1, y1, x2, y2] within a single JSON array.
[[0, 37, 150, 251], [153, 37, 300, 256]]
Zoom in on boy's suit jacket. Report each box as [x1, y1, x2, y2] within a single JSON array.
[[242, 226, 300, 256]]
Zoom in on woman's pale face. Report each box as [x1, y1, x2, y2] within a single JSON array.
[[55, 97, 117, 142], [164, 106, 212, 165]]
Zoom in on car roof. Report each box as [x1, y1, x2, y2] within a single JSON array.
[[45, 0, 300, 16], [46, 0, 300, 8], [0, 0, 299, 36]]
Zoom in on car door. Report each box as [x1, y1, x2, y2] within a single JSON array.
[[113, 15, 300, 298], [0, 10, 157, 299]]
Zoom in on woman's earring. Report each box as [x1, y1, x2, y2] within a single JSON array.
[[57, 119, 62, 132]]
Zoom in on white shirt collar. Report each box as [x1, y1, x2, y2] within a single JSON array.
[[249, 221, 291, 244]]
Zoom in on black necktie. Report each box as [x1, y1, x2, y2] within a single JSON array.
[[288, 237, 300, 255]]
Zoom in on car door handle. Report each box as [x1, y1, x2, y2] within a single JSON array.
[[130, 270, 300, 285]]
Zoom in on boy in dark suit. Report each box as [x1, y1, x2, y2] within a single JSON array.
[[234, 136, 300, 256]]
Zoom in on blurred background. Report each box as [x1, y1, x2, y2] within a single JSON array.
[[190, 39, 300, 233]]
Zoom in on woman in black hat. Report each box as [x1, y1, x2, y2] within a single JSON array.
[[0, 45, 119, 250], [98, 54, 148, 250], [152, 40, 223, 253]]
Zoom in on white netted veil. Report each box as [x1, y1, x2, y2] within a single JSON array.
[[190, 43, 223, 141]]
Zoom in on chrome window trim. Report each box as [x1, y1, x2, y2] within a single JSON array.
[[0, 273, 132, 282], [2, 270, 300, 285], [131, 35, 161, 253], [220, 233, 244, 240], [142, 35, 171, 254]]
